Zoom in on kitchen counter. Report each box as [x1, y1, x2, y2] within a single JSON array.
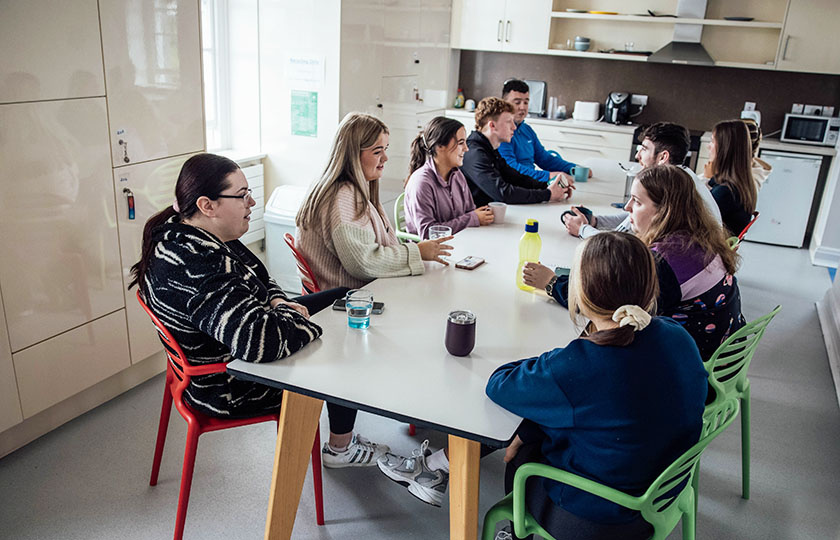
[[699, 132, 837, 157], [445, 109, 638, 135]]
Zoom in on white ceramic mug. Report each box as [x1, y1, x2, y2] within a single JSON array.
[[488, 202, 507, 224]]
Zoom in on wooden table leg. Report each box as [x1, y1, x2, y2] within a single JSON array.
[[448, 435, 481, 540], [264, 391, 324, 540]]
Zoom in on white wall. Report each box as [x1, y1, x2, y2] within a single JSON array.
[[258, 0, 342, 195], [810, 147, 840, 269]]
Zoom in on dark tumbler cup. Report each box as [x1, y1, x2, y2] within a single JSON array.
[[445, 310, 476, 356]]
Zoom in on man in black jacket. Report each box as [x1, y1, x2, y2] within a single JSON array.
[[461, 97, 572, 206]]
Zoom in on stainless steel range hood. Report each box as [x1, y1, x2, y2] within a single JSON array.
[[648, 0, 715, 66]]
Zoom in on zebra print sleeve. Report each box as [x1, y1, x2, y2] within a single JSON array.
[[186, 270, 323, 364]]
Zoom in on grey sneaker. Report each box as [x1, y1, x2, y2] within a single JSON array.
[[321, 433, 390, 468], [376, 440, 449, 507], [494, 525, 513, 540]]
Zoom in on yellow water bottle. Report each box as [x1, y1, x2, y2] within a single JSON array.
[[517, 219, 542, 291]]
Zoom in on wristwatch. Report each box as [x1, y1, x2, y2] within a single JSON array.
[[545, 275, 559, 296]]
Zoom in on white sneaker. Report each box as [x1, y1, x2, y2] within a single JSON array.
[[321, 433, 390, 468], [377, 440, 449, 507]]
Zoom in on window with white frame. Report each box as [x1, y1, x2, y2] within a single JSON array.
[[200, 0, 261, 153], [201, 0, 231, 151]]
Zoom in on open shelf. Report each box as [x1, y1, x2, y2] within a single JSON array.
[[549, 12, 783, 29]]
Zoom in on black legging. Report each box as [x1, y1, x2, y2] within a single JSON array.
[[291, 287, 357, 435]]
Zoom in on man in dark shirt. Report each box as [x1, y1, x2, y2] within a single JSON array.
[[460, 97, 572, 206]]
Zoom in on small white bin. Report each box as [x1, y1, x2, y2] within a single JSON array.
[[264, 185, 308, 293]]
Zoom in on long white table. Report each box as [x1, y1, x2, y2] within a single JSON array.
[[228, 191, 623, 540]]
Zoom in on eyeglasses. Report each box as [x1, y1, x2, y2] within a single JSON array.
[[216, 188, 253, 205]]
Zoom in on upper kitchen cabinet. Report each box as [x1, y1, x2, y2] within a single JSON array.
[[0, 99, 125, 352], [0, 0, 105, 104], [776, 0, 840, 75], [99, 0, 205, 167], [451, 0, 552, 54]]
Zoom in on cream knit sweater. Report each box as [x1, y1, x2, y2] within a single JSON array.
[[296, 183, 424, 290]]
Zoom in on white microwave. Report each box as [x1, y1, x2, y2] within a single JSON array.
[[780, 113, 840, 146]]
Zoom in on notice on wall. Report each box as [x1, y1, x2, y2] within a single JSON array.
[[286, 55, 325, 89], [291, 90, 318, 138]]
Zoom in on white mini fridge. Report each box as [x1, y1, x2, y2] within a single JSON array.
[[748, 150, 822, 248]]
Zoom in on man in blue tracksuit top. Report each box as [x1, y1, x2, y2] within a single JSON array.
[[498, 79, 590, 184]]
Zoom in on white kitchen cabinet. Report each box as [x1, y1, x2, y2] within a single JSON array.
[[451, 0, 551, 53], [113, 155, 194, 364], [0, 0, 105, 104], [776, 0, 840, 75], [341, 0, 458, 194], [13, 311, 130, 419], [99, 0, 205, 167], [0, 290, 23, 433], [0, 99, 125, 352]]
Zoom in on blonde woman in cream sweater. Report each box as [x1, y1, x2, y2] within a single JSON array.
[[296, 112, 453, 291]]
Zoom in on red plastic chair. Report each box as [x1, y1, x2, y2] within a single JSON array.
[[282, 233, 417, 437], [284, 232, 322, 294], [137, 291, 325, 539], [738, 211, 760, 241]]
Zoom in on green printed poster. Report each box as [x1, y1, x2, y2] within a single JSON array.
[[291, 90, 318, 137]]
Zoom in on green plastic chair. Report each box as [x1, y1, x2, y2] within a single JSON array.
[[481, 398, 740, 540], [700, 304, 782, 500], [393, 192, 421, 243]]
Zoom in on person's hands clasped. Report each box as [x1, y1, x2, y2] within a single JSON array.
[[563, 207, 595, 237], [270, 298, 310, 319], [474, 206, 495, 226], [547, 175, 574, 202], [418, 235, 454, 265], [522, 262, 556, 290]]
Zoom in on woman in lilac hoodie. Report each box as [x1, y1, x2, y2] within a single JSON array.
[[403, 116, 494, 239]]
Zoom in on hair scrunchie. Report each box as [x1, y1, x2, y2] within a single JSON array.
[[612, 305, 651, 331], [172, 200, 180, 213], [420, 134, 429, 152]]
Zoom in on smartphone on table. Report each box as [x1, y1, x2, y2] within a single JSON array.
[[455, 256, 485, 270], [332, 298, 385, 314]]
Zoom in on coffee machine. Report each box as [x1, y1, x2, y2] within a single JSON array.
[[605, 92, 633, 125]]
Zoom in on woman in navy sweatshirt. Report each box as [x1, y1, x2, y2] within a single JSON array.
[[486, 231, 708, 540]]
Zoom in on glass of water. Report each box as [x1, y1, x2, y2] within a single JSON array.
[[346, 289, 373, 329], [428, 225, 452, 240]]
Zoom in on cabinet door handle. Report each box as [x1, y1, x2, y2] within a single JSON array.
[[505, 20, 511, 42], [497, 20, 503, 42], [123, 188, 135, 220], [557, 131, 605, 139], [554, 144, 606, 154], [782, 35, 791, 61]]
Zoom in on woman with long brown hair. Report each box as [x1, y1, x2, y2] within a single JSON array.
[[487, 231, 708, 540], [626, 164, 745, 359], [295, 112, 452, 291], [403, 116, 493, 239], [706, 119, 758, 236]]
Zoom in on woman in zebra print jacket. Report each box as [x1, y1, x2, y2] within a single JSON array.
[[128, 153, 389, 468]]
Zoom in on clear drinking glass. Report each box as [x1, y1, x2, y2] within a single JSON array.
[[346, 289, 373, 329], [428, 225, 452, 240]]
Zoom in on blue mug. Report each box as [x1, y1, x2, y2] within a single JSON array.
[[570, 166, 590, 183]]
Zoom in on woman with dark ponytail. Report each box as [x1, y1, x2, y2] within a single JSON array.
[[403, 116, 494, 239], [486, 231, 708, 540], [130, 153, 391, 468]]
